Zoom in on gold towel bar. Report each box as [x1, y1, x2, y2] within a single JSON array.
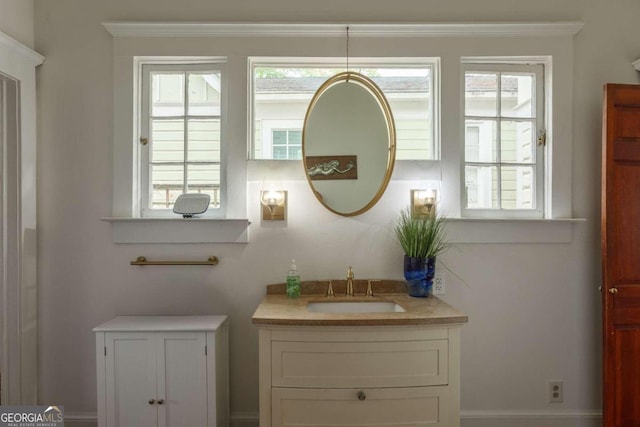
[[131, 256, 219, 266]]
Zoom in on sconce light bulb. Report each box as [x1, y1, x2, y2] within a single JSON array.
[[261, 190, 285, 207]]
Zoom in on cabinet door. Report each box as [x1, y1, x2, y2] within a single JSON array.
[[272, 386, 448, 427], [105, 333, 158, 427], [157, 332, 208, 427]]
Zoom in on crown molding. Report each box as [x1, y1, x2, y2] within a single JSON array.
[[102, 21, 584, 38], [0, 31, 44, 66]]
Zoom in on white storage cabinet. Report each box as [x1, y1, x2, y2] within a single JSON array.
[[94, 316, 229, 427]]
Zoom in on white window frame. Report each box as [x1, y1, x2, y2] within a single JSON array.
[[248, 57, 440, 161], [103, 22, 581, 244], [261, 119, 304, 160], [138, 60, 227, 218], [461, 61, 545, 219]]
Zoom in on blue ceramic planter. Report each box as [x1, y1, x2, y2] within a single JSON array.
[[403, 255, 436, 297]]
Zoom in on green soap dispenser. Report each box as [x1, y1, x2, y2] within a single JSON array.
[[286, 260, 301, 298]]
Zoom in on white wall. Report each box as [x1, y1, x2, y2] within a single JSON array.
[[0, 0, 33, 48], [33, 0, 640, 425]]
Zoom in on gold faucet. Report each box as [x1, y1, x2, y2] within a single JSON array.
[[326, 280, 335, 297], [366, 280, 380, 297], [346, 266, 355, 296]]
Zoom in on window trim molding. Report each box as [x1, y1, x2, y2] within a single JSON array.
[[105, 22, 581, 244], [101, 217, 250, 244], [103, 22, 584, 38]]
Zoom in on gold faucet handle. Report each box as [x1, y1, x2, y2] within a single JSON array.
[[366, 280, 380, 297], [326, 280, 335, 297]]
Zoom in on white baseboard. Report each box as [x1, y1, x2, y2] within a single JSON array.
[[461, 410, 602, 427], [64, 413, 97, 427], [64, 412, 261, 427], [230, 412, 259, 427], [65, 410, 600, 427]]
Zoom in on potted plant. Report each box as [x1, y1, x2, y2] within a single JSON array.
[[394, 207, 450, 297]]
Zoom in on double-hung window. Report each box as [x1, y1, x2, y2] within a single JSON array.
[[462, 63, 545, 218], [140, 62, 225, 217]]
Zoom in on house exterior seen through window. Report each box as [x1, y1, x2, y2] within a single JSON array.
[[463, 63, 544, 218], [251, 60, 437, 161], [140, 63, 224, 215]]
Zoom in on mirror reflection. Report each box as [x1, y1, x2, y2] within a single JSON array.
[[303, 72, 396, 216]]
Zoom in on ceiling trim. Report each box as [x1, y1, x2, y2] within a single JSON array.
[[102, 21, 584, 38]]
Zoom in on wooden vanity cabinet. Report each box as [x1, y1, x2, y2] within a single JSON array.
[[94, 316, 229, 427], [258, 325, 462, 427]]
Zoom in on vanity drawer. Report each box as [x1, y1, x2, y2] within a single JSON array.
[[271, 339, 448, 388], [272, 386, 449, 427]]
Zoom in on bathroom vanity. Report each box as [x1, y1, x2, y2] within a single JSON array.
[[252, 280, 468, 427]]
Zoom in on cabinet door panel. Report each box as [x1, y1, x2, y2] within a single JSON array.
[[272, 339, 448, 388], [157, 332, 208, 427], [105, 333, 157, 427], [272, 386, 448, 426]]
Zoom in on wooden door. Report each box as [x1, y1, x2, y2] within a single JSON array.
[[602, 83, 640, 426]]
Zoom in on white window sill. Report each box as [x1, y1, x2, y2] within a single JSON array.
[[101, 217, 250, 244], [444, 217, 586, 244]]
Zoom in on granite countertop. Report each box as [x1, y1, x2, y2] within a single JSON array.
[[251, 280, 468, 327]]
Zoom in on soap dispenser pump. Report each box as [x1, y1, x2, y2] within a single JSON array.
[[286, 260, 301, 298]]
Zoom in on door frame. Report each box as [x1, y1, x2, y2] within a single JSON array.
[[0, 30, 43, 405]]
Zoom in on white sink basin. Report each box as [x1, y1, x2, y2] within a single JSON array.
[[307, 301, 406, 314]]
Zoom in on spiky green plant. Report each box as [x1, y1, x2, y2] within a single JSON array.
[[394, 208, 449, 258]]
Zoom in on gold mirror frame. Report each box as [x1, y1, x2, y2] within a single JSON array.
[[302, 72, 396, 217]]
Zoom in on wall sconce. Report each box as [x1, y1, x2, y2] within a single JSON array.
[[260, 190, 287, 221], [411, 189, 438, 219]]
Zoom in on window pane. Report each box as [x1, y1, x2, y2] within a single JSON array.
[[272, 130, 286, 146], [151, 164, 183, 209], [273, 146, 287, 160], [465, 119, 497, 162], [501, 120, 535, 164], [187, 164, 221, 207], [501, 74, 534, 118], [367, 68, 431, 160], [188, 72, 221, 116], [270, 129, 302, 160], [501, 165, 535, 209], [187, 119, 220, 162], [465, 165, 498, 209], [288, 145, 302, 159], [152, 73, 184, 117], [151, 119, 184, 162], [465, 72, 497, 117], [289, 130, 302, 145], [253, 64, 434, 160]]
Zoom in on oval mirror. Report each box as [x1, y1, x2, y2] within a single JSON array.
[[302, 72, 396, 216]]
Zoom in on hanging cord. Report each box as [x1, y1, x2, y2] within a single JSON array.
[[346, 26, 350, 79]]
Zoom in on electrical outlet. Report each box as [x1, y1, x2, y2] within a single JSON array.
[[548, 380, 563, 403], [433, 273, 445, 295]]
